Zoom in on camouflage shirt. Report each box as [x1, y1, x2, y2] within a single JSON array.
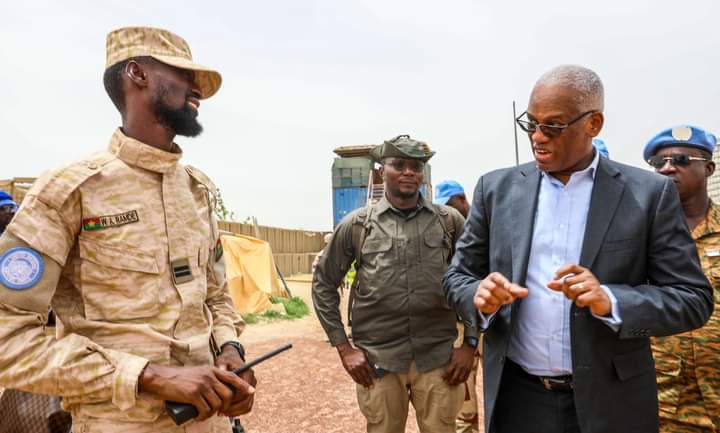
[[312, 195, 466, 373], [652, 201, 720, 430], [0, 129, 243, 431]]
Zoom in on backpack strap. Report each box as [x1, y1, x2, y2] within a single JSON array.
[[431, 204, 457, 262], [347, 205, 373, 327], [351, 206, 373, 268]]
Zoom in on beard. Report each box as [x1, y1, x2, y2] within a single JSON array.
[[152, 83, 203, 137], [390, 187, 418, 199]]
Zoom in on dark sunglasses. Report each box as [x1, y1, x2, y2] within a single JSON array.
[[646, 154, 710, 169], [516, 110, 597, 138], [384, 159, 425, 173]]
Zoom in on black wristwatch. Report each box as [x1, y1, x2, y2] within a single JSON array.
[[220, 341, 246, 361], [464, 336, 479, 349]]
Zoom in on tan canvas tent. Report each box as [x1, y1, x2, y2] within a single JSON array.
[[221, 234, 289, 315]]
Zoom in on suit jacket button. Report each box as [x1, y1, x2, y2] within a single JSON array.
[[499, 356, 505, 365]]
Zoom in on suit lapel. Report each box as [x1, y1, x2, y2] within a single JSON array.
[[579, 158, 625, 268], [511, 165, 541, 284]]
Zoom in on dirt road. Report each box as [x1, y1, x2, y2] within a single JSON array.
[[235, 277, 483, 433]]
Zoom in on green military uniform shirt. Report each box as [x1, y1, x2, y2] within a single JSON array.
[[312, 195, 466, 373], [653, 201, 720, 432]]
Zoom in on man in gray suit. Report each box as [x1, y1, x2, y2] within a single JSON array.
[[443, 65, 714, 433]]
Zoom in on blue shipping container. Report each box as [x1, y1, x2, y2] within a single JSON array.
[[333, 187, 367, 227]]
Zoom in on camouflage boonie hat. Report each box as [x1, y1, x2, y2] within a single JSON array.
[[370, 135, 435, 162], [106, 26, 222, 99]]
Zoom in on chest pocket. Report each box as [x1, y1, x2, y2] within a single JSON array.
[[358, 236, 394, 292], [79, 237, 160, 321], [360, 236, 394, 264], [423, 225, 450, 266]]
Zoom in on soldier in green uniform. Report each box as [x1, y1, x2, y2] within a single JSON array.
[[312, 135, 475, 433], [645, 125, 720, 433]]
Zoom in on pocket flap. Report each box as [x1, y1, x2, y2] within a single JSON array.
[[613, 347, 654, 381], [361, 237, 392, 254], [424, 230, 447, 248], [80, 237, 159, 274]]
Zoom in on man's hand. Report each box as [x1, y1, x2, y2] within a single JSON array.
[[215, 345, 257, 417], [336, 342, 375, 388], [474, 272, 529, 315], [138, 363, 255, 421], [547, 264, 611, 316], [443, 343, 475, 386]]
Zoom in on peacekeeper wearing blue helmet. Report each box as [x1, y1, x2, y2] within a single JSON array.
[[435, 180, 470, 219], [435, 180, 479, 433], [644, 125, 720, 433], [0, 191, 18, 235]]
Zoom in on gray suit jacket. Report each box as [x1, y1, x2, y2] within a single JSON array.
[[443, 157, 713, 433]]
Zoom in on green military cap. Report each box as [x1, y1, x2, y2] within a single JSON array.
[[369, 135, 436, 162]]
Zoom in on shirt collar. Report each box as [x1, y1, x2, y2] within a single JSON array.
[[375, 192, 433, 216], [108, 128, 182, 173], [541, 147, 600, 184], [692, 200, 720, 240]]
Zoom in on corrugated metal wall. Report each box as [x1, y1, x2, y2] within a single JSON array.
[[218, 221, 327, 276]]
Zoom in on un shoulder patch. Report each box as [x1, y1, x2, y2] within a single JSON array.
[[0, 247, 45, 290]]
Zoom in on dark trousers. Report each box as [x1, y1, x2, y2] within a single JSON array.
[[490, 360, 580, 433]]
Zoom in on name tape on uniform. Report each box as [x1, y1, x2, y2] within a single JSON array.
[[83, 210, 139, 231]]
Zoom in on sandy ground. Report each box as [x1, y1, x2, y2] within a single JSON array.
[[236, 277, 484, 433]]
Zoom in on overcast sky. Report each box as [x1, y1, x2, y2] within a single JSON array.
[[2, 0, 718, 231]]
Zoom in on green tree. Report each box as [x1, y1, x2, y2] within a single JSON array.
[[214, 188, 237, 221]]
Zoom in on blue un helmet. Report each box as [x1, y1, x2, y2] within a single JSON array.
[[0, 190, 17, 212]]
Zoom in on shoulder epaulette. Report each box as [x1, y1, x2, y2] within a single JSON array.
[[433, 204, 450, 216], [352, 207, 369, 225], [36, 152, 115, 209], [185, 165, 217, 196]]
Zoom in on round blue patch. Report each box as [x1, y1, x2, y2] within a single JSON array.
[[0, 247, 45, 290]]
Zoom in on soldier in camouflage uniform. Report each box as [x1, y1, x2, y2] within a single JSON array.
[[645, 126, 720, 433], [0, 27, 254, 433]]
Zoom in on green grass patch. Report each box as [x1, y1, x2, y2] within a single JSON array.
[[263, 309, 286, 319], [242, 313, 259, 324], [242, 296, 310, 324], [283, 296, 310, 318]]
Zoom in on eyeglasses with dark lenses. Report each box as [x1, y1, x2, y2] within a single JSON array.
[[516, 110, 598, 138], [646, 154, 710, 169], [386, 159, 425, 173]]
